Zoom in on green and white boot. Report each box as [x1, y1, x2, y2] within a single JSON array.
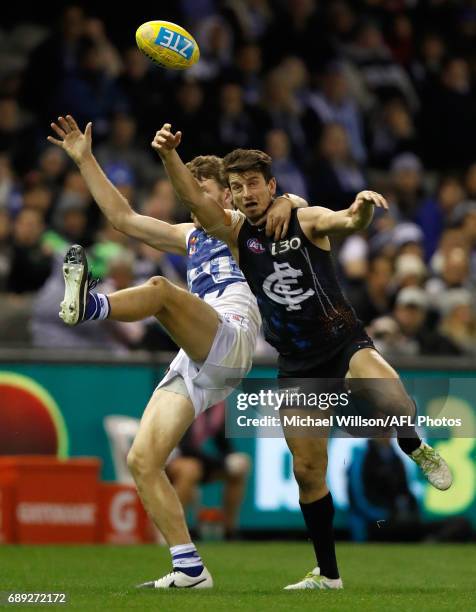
[[284, 567, 343, 590], [410, 442, 452, 490]]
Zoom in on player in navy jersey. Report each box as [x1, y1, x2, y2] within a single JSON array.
[[47, 115, 306, 589], [152, 123, 453, 591]]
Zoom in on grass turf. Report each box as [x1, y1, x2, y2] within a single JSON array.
[[1, 542, 475, 611]]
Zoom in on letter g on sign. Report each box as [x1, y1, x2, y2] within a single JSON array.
[[110, 490, 137, 533]]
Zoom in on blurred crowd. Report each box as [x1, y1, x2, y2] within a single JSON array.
[[1, 0, 476, 357]]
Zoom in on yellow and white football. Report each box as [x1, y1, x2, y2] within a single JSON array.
[[135, 20, 200, 70]]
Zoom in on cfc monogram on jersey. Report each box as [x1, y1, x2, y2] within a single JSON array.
[[237, 209, 360, 371]]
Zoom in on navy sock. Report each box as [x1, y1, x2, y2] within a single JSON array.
[[84, 293, 110, 321], [397, 399, 422, 454], [170, 544, 204, 577], [300, 492, 339, 579], [397, 436, 421, 455]]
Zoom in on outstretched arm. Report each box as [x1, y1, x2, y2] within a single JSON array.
[[47, 115, 190, 255], [298, 190, 388, 238], [151, 124, 233, 240], [151, 124, 306, 242]]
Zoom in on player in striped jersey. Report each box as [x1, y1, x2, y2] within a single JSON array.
[[48, 115, 305, 589]]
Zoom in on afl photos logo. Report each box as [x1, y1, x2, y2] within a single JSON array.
[[247, 238, 265, 254]]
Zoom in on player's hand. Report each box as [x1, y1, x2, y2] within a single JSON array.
[[151, 124, 182, 157], [349, 190, 389, 215], [47, 115, 92, 165], [258, 195, 293, 240]]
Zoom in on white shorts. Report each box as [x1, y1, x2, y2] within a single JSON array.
[[156, 317, 255, 416]]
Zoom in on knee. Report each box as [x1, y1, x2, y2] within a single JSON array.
[[127, 444, 163, 482], [293, 455, 328, 494], [146, 275, 169, 290]]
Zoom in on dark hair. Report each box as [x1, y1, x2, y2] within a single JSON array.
[[186, 155, 227, 189], [223, 149, 273, 182]]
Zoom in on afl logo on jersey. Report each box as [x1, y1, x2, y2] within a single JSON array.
[[189, 235, 198, 255], [247, 238, 265, 254]]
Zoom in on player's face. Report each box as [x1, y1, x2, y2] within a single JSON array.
[[228, 171, 276, 223], [192, 178, 231, 229]]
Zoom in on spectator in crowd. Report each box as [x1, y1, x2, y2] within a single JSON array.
[[117, 47, 165, 143], [393, 254, 427, 291], [343, 21, 419, 112], [438, 288, 476, 355], [392, 286, 461, 356], [22, 5, 87, 124], [223, 0, 273, 44], [348, 438, 471, 542], [429, 228, 469, 278], [366, 315, 409, 357], [260, 67, 307, 158], [309, 122, 365, 210], [263, 0, 335, 71], [265, 129, 308, 199], [54, 36, 128, 138], [98, 250, 146, 349], [427, 246, 472, 298], [411, 32, 447, 93], [391, 222, 425, 260], [142, 177, 182, 224], [7, 208, 52, 294], [170, 81, 217, 161], [0, 97, 38, 174], [167, 401, 251, 540], [305, 61, 366, 163], [346, 254, 393, 326], [95, 113, 158, 188], [36, 146, 69, 195], [421, 57, 476, 170], [215, 83, 261, 154], [390, 153, 425, 220], [190, 15, 234, 81], [21, 186, 54, 220], [225, 44, 263, 106], [387, 13, 415, 68], [415, 176, 466, 261], [369, 98, 418, 169], [83, 17, 123, 78]]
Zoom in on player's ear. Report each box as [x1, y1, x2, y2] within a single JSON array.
[[224, 187, 233, 208], [268, 177, 277, 197]]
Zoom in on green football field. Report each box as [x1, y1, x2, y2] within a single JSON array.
[[1, 542, 475, 611]]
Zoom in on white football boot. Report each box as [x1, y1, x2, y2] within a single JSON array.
[[60, 244, 94, 325], [410, 442, 452, 490], [284, 567, 343, 590], [137, 567, 213, 589]]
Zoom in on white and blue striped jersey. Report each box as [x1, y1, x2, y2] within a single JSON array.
[[186, 227, 261, 336]]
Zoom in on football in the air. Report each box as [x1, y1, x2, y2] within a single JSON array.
[[135, 20, 200, 70]]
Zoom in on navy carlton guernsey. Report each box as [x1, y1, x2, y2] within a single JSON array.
[[237, 209, 361, 372]]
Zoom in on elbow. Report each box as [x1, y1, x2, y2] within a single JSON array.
[[110, 216, 125, 232], [111, 211, 133, 232]]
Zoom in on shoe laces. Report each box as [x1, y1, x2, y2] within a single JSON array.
[[155, 570, 178, 586], [417, 446, 441, 472]]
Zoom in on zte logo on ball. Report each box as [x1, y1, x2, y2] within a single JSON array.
[[155, 28, 194, 59]]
